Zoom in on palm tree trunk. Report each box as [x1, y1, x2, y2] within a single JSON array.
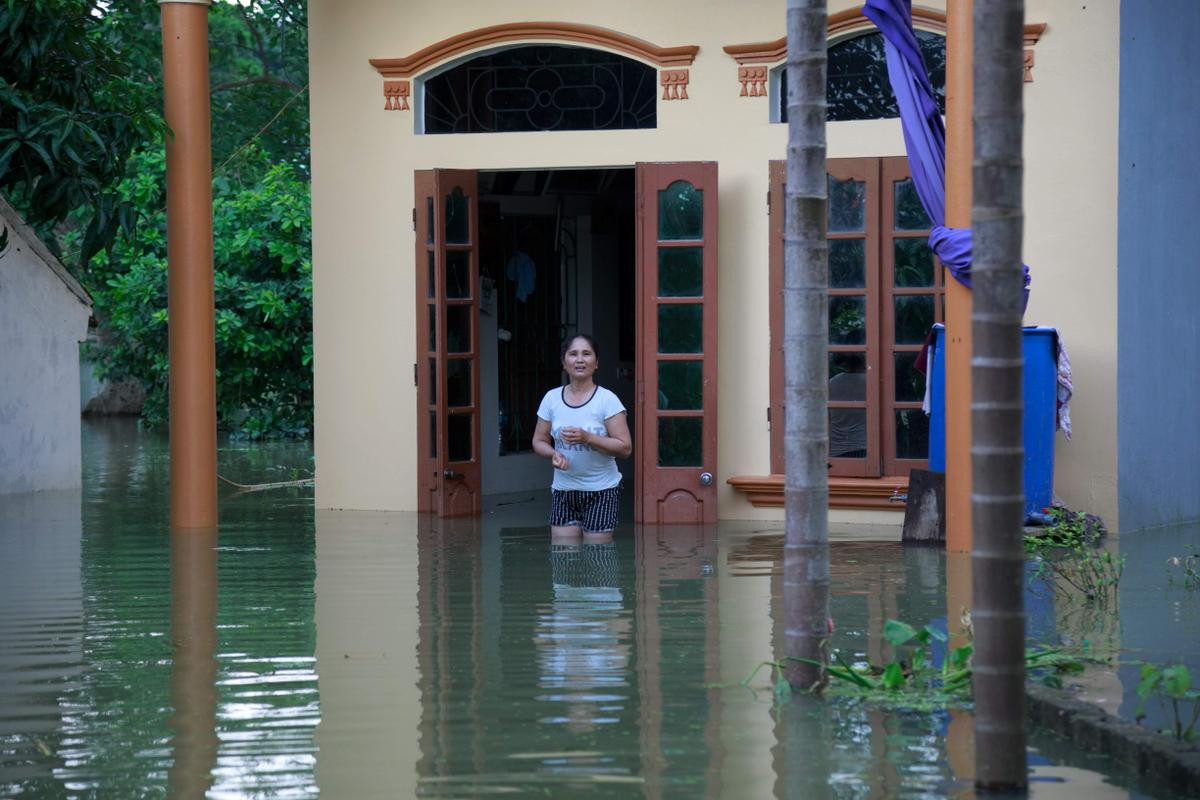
[[783, 0, 830, 691], [970, 0, 1027, 789]]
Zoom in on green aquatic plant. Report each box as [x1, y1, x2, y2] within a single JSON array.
[[1025, 507, 1123, 606], [718, 619, 1087, 710], [1135, 663, 1200, 742]]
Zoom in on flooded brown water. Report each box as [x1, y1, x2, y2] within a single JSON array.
[[0, 419, 1193, 798]]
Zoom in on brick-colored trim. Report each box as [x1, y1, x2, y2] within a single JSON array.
[[383, 80, 410, 111], [660, 69, 690, 100], [370, 22, 699, 79]]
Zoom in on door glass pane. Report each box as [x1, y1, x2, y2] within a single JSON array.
[[446, 305, 471, 353], [894, 178, 932, 230], [894, 295, 935, 344], [894, 353, 925, 402], [445, 187, 469, 244], [427, 306, 436, 352], [829, 239, 866, 288], [894, 238, 934, 287], [658, 247, 703, 297], [895, 409, 930, 459], [658, 417, 703, 466], [658, 181, 703, 241], [428, 359, 437, 405], [448, 413, 472, 462], [658, 305, 703, 353], [658, 361, 702, 409], [829, 353, 867, 401], [829, 296, 866, 345], [427, 252, 436, 298], [829, 408, 867, 458], [426, 197, 434, 245], [429, 412, 437, 458], [446, 359, 472, 407], [828, 175, 866, 232], [445, 250, 471, 299]]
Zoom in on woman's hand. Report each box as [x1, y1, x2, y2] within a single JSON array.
[[559, 426, 589, 446], [551, 451, 570, 470]]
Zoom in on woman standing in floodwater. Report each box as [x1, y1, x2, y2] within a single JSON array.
[[532, 335, 632, 541]]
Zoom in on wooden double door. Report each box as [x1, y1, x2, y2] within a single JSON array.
[[414, 163, 719, 523]]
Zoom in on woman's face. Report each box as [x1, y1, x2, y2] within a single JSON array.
[[562, 338, 598, 380]]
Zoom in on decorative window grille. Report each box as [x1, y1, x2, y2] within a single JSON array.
[[776, 30, 946, 123], [422, 45, 657, 134]]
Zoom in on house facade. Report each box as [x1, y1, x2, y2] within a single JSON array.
[[307, 0, 1198, 531]]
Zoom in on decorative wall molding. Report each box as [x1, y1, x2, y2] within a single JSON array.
[[723, 7, 1047, 90], [383, 80, 410, 111], [1023, 22, 1047, 82], [660, 69, 690, 100], [738, 65, 768, 97], [370, 21, 699, 79]]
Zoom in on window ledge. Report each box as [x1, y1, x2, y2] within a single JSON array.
[[727, 474, 908, 510]]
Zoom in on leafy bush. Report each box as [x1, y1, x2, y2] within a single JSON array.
[[1025, 507, 1123, 607], [80, 147, 312, 437]]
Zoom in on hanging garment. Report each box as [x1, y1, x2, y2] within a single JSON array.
[[1054, 332, 1073, 439], [506, 250, 536, 302], [864, 0, 1031, 304]]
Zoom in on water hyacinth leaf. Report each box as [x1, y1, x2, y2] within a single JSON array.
[[924, 625, 948, 643], [950, 644, 972, 670], [882, 662, 906, 690], [883, 619, 918, 647], [1163, 665, 1191, 698]]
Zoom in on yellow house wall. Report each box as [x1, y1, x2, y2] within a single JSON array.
[[309, 0, 1119, 526]]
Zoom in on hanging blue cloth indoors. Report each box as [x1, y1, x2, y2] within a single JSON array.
[[863, 0, 1031, 300]]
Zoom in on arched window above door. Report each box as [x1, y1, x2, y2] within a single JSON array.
[[773, 30, 946, 123], [421, 44, 658, 134]]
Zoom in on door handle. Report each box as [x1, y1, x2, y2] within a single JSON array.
[[699, 472, 713, 486], [443, 469, 463, 481]]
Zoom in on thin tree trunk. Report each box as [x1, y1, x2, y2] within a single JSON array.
[[970, 0, 1027, 790], [783, 0, 830, 691]]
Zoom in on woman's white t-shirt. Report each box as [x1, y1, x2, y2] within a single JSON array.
[[536, 385, 626, 491]]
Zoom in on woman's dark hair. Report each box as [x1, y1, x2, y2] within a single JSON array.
[[561, 333, 599, 360]]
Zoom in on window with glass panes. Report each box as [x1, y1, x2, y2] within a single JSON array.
[[769, 157, 944, 477]]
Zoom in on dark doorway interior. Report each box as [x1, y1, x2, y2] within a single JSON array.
[[477, 168, 635, 497]]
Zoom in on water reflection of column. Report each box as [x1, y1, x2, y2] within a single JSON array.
[[944, 551, 975, 782], [167, 526, 219, 800], [719, 530, 778, 799]]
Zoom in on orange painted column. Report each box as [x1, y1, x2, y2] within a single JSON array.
[[944, 0, 974, 553], [160, 0, 217, 529]]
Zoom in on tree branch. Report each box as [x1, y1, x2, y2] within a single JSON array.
[[212, 75, 303, 94]]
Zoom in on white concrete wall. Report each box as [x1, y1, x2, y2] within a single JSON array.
[[0, 201, 92, 494], [309, 0, 1120, 522]]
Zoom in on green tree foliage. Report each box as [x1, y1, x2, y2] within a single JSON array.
[[2, 0, 313, 437], [0, 0, 164, 261], [102, 0, 309, 168], [80, 147, 312, 437]]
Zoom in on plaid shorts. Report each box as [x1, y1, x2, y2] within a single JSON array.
[[549, 485, 621, 533]]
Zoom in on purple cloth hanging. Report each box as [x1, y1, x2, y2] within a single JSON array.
[[863, 0, 1031, 296]]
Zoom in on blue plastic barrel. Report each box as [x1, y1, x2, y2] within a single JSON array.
[[928, 324, 1058, 517]]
